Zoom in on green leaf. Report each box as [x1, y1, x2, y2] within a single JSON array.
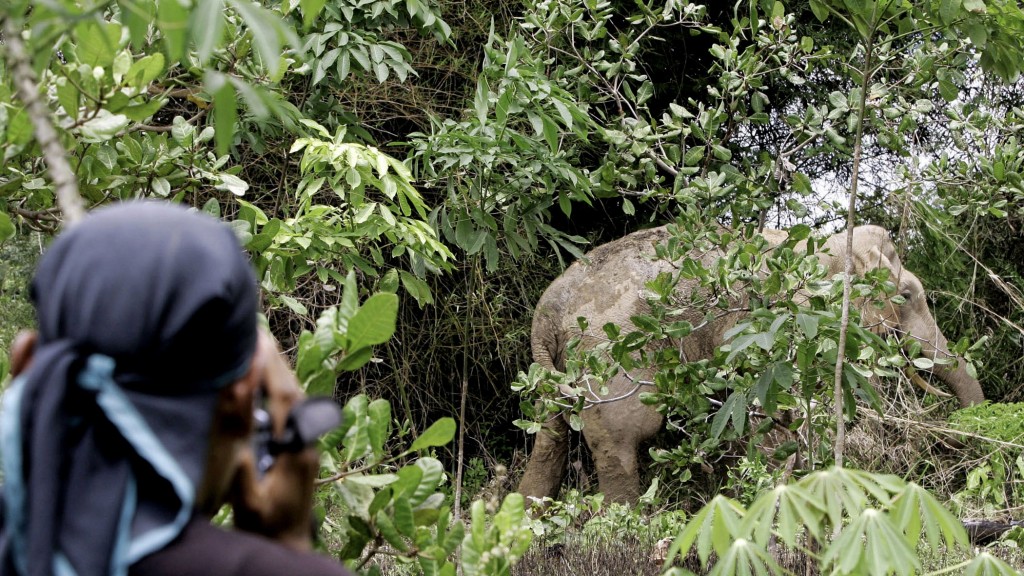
[[938, 0, 962, 25], [122, 99, 164, 122], [743, 483, 824, 547], [667, 495, 745, 567], [346, 292, 398, 351], [149, 176, 170, 197], [938, 79, 959, 102], [711, 391, 743, 438], [912, 357, 934, 370], [56, 81, 80, 121], [157, 0, 190, 62], [495, 88, 513, 126], [192, 0, 225, 63], [392, 495, 416, 537], [202, 197, 221, 217], [410, 418, 456, 451], [367, 398, 391, 459], [346, 473, 399, 487], [300, 0, 328, 28], [278, 294, 308, 315], [964, 552, 1018, 576], [399, 271, 434, 306], [822, 508, 920, 576], [5, 107, 32, 146], [796, 313, 819, 339], [78, 113, 130, 142], [215, 174, 247, 196], [336, 478, 375, 520], [119, 0, 156, 48], [684, 146, 705, 166], [0, 212, 15, 242], [890, 482, 968, 550], [208, 72, 237, 155], [341, 395, 371, 461], [473, 76, 489, 124], [808, 0, 828, 20], [247, 217, 281, 253], [75, 20, 123, 67], [337, 347, 372, 371], [230, 0, 285, 77], [965, 21, 988, 48], [376, 511, 410, 552], [393, 463, 423, 501], [409, 458, 443, 507], [541, 113, 559, 153]]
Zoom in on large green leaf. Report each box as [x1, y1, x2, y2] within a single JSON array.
[[410, 417, 455, 452], [118, 0, 156, 47], [207, 71, 237, 156], [665, 495, 745, 568], [890, 482, 969, 550], [191, 0, 225, 63], [742, 483, 824, 547], [367, 398, 391, 460], [75, 20, 122, 67], [341, 395, 370, 462], [964, 552, 1019, 576], [299, 0, 327, 28], [346, 292, 398, 351], [0, 212, 15, 242], [229, 0, 284, 76], [157, 0, 190, 62], [822, 508, 920, 576]]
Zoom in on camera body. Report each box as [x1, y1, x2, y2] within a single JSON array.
[[252, 396, 342, 476]]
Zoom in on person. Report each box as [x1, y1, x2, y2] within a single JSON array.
[[0, 202, 353, 576]]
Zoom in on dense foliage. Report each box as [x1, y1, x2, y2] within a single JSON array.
[[3, 0, 1024, 573]]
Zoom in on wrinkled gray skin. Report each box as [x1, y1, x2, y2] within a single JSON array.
[[518, 225, 984, 505]]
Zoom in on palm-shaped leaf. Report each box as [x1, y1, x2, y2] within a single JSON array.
[[822, 508, 920, 576], [890, 481, 969, 551]]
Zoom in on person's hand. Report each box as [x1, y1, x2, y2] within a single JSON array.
[[10, 330, 37, 377], [230, 331, 320, 551]]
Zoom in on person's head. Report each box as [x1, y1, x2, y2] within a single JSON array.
[[3, 201, 266, 576]]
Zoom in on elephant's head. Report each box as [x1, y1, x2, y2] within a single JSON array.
[[821, 226, 984, 407]]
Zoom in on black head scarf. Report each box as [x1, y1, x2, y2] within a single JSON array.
[[1, 202, 258, 576]]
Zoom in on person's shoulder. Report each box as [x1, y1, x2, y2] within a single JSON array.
[[130, 519, 353, 576]]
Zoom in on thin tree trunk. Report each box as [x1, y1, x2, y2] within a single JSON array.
[[833, 35, 876, 468], [2, 16, 85, 225]]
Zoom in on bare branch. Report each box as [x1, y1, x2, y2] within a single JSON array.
[[1, 16, 85, 225]]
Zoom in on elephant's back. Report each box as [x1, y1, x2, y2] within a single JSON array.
[[531, 226, 679, 366]]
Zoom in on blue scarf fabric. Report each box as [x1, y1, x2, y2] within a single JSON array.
[[0, 202, 258, 576]]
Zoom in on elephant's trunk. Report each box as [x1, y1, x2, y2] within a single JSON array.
[[921, 330, 984, 407]]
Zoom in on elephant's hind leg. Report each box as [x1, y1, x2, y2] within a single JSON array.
[[517, 414, 570, 502], [581, 414, 642, 505]]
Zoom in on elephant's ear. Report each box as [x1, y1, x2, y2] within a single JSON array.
[[853, 244, 900, 278], [850, 226, 902, 271]]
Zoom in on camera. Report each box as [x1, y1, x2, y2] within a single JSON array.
[[253, 395, 343, 476]]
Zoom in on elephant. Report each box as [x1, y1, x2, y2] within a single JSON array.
[[517, 224, 984, 505]]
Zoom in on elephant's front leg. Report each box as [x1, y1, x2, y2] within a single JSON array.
[[577, 373, 663, 502], [582, 413, 642, 504], [581, 393, 663, 505], [517, 413, 570, 503]]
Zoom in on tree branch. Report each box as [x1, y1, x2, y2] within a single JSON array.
[[1, 16, 85, 225]]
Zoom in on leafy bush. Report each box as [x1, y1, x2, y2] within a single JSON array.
[[948, 403, 1024, 516], [663, 467, 1018, 576], [296, 279, 532, 575]]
